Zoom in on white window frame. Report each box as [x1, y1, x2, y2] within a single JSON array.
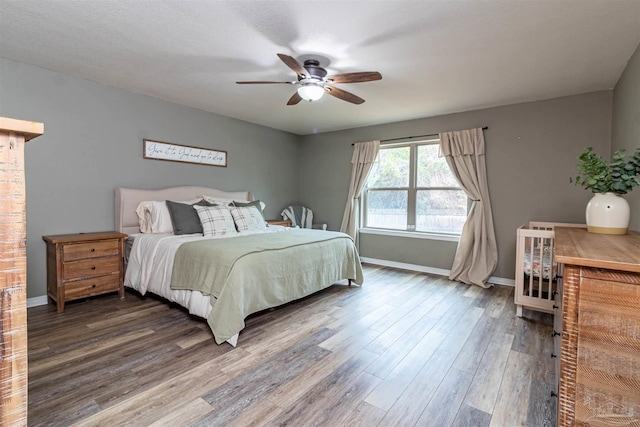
[[360, 138, 467, 241]]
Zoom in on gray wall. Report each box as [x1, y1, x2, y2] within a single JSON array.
[[612, 42, 640, 232], [0, 58, 301, 298], [299, 92, 612, 280], [0, 54, 622, 298]]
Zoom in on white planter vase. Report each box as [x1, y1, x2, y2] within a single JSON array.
[[585, 192, 630, 235]]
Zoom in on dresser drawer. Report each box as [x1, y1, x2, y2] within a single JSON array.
[[573, 278, 640, 425], [63, 239, 120, 262], [64, 274, 120, 300], [581, 267, 640, 285], [63, 256, 120, 280]]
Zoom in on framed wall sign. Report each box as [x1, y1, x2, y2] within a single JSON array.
[[143, 139, 227, 167]]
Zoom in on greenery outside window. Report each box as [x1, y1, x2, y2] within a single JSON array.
[[362, 139, 467, 235]]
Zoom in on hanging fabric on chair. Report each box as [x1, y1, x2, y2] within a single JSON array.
[[281, 205, 314, 228]]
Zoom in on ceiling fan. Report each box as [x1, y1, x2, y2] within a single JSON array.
[[236, 53, 382, 105]]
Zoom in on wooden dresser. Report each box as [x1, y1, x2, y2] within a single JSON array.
[[43, 231, 127, 312], [1, 118, 44, 427], [554, 227, 640, 426]]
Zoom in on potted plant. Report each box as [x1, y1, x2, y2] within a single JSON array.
[[570, 147, 640, 234]]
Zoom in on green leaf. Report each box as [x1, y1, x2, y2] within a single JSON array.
[[571, 146, 640, 195]]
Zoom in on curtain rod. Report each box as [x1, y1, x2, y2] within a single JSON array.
[[351, 126, 488, 146]]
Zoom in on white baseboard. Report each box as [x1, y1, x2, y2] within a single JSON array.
[[360, 257, 450, 276], [360, 257, 514, 287], [27, 295, 49, 308], [25, 259, 514, 309], [486, 276, 515, 287]]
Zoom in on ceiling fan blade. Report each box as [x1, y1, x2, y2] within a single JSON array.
[[326, 72, 382, 84], [287, 91, 302, 105], [236, 81, 293, 84], [277, 53, 307, 78], [325, 85, 365, 105]]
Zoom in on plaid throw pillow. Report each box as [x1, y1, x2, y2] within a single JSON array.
[[229, 205, 267, 233], [193, 205, 237, 237]]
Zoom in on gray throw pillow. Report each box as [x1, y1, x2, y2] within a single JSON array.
[[166, 199, 215, 235], [230, 200, 265, 219]]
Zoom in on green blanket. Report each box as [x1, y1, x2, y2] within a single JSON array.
[[170, 229, 363, 344]]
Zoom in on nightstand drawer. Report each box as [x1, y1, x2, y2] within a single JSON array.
[[64, 274, 120, 300], [63, 239, 120, 261], [63, 256, 120, 280]]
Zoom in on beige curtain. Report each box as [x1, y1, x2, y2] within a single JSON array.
[[340, 140, 380, 245], [439, 128, 497, 288]]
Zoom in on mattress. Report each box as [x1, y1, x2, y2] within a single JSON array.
[[523, 247, 557, 280]]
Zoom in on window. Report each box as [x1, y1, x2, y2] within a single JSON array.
[[363, 139, 467, 235]]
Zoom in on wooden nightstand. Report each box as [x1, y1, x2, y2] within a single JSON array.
[[43, 231, 127, 312], [266, 219, 292, 227]]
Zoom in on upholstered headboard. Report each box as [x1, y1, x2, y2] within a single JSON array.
[[115, 186, 254, 235]]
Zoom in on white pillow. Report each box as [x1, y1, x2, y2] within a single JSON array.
[[136, 198, 201, 233], [194, 205, 238, 237], [135, 202, 153, 233], [229, 205, 267, 233]]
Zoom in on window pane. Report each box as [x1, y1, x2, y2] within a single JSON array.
[[417, 144, 459, 187], [366, 190, 407, 229], [416, 190, 466, 233], [367, 147, 410, 188]]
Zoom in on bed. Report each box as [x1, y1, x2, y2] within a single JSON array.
[[115, 186, 363, 346]]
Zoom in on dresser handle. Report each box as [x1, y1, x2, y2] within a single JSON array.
[[556, 275, 563, 279], [552, 331, 560, 337], [91, 248, 95, 252], [92, 284, 96, 288], [553, 305, 559, 309], [551, 391, 558, 398], [91, 266, 96, 270], [551, 353, 557, 358]]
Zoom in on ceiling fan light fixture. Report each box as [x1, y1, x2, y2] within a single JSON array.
[[297, 83, 325, 102], [237, 53, 381, 105]]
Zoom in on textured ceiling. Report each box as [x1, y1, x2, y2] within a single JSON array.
[[0, 0, 639, 135]]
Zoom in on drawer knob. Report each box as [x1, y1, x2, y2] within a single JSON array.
[[551, 353, 557, 358], [551, 391, 558, 398], [92, 284, 96, 288], [552, 331, 560, 337], [553, 305, 559, 309], [91, 266, 96, 270], [91, 248, 95, 252]]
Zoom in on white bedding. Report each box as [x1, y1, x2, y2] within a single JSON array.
[[124, 226, 289, 320]]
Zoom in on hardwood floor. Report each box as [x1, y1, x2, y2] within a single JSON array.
[[27, 264, 557, 426]]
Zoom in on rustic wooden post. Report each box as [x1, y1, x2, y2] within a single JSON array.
[[0, 117, 44, 427]]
